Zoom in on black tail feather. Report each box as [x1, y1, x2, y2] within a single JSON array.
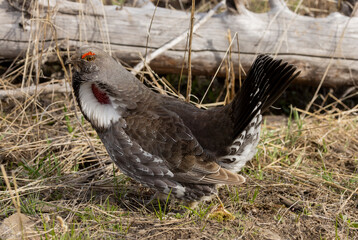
[[230, 55, 300, 138]]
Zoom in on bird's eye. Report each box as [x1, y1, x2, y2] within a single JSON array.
[[85, 55, 95, 61], [81, 51, 96, 61]]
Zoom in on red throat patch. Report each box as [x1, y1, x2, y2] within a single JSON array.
[[91, 84, 110, 104]]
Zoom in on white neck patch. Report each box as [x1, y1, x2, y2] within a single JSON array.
[[79, 82, 120, 128]]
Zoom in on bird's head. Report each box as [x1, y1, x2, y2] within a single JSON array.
[[69, 46, 119, 84], [69, 46, 138, 130]]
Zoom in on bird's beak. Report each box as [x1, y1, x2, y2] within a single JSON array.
[[65, 58, 72, 65], [66, 53, 77, 65], [66, 52, 81, 71]]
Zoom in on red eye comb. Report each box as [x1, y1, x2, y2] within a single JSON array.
[[81, 51, 96, 59]]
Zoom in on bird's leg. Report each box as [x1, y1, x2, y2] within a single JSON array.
[[137, 191, 171, 208], [130, 191, 160, 207], [144, 192, 160, 207]]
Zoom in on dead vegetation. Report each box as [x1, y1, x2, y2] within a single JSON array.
[[0, 0, 358, 239], [0, 81, 357, 239]]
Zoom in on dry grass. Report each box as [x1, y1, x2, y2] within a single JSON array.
[[1, 82, 357, 239], [1, 0, 358, 239]]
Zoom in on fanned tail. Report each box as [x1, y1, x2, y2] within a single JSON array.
[[230, 55, 300, 138], [218, 55, 300, 172]]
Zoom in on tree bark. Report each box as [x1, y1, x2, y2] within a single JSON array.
[[0, 0, 357, 87]]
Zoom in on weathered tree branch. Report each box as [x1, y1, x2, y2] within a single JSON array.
[[0, 81, 71, 100], [0, 0, 357, 87], [131, 0, 226, 74]]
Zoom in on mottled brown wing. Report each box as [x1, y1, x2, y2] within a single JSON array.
[[120, 101, 244, 185]]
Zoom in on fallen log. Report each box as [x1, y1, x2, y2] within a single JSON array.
[[0, 0, 357, 87]]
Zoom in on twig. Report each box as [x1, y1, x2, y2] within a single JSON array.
[[236, 32, 243, 89], [304, 5, 355, 115], [0, 81, 71, 100], [199, 32, 238, 105], [1, 165, 24, 238], [278, 194, 304, 213], [143, 0, 160, 73], [226, 29, 235, 104], [131, 0, 226, 75], [186, 0, 195, 102], [338, 186, 358, 214]]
